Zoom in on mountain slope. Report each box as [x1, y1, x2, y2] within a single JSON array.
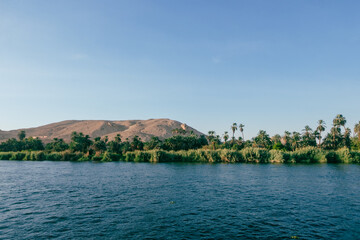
[[0, 119, 204, 143]]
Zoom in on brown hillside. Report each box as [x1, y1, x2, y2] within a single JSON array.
[[0, 119, 204, 143]]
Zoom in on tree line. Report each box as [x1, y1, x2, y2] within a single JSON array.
[[216, 114, 360, 151], [0, 114, 359, 154], [0, 131, 208, 153]]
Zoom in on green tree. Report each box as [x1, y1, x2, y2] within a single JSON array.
[[272, 134, 284, 150], [271, 134, 282, 144], [254, 130, 271, 149], [23, 137, 44, 151], [92, 137, 107, 153], [162, 135, 207, 151], [131, 136, 144, 151], [291, 131, 301, 150], [239, 124, 245, 140], [207, 131, 215, 144], [316, 120, 326, 147], [231, 123, 237, 141], [69, 132, 92, 153], [18, 130, 26, 141], [107, 134, 122, 153], [328, 114, 347, 149], [45, 138, 69, 152], [301, 125, 316, 147], [120, 139, 132, 154], [211, 135, 220, 150], [144, 136, 162, 150], [223, 131, 229, 143], [344, 128, 351, 149], [330, 126, 342, 150], [333, 114, 347, 132], [282, 131, 291, 150], [355, 121, 360, 141]]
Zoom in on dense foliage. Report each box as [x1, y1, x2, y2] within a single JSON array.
[[0, 147, 359, 163], [1, 114, 360, 163]]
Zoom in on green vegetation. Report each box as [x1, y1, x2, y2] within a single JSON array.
[[0, 114, 360, 163], [0, 147, 359, 163]]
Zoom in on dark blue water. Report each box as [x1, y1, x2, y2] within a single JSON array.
[[0, 161, 359, 239]]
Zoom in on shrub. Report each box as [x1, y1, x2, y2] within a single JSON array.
[[9, 152, 26, 160], [335, 147, 352, 163], [219, 149, 244, 163], [0, 152, 12, 160], [134, 151, 151, 162], [290, 147, 326, 163], [241, 147, 269, 163], [102, 152, 121, 162], [350, 151, 360, 163], [269, 150, 291, 163], [325, 151, 340, 163]]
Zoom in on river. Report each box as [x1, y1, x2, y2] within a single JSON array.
[[0, 161, 359, 239]]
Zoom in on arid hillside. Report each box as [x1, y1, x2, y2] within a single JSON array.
[[0, 119, 204, 143]]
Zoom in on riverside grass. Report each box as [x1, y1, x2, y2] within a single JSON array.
[[0, 147, 360, 163]]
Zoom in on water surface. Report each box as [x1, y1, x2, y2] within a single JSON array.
[[0, 161, 359, 239]]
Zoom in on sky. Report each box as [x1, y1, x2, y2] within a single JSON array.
[[1, 0, 360, 139]]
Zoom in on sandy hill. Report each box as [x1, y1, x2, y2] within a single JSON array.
[[0, 119, 204, 143]]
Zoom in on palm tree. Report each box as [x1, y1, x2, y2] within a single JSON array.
[[302, 125, 313, 137], [330, 126, 341, 149], [223, 131, 229, 143], [254, 130, 271, 149], [114, 134, 122, 143], [316, 120, 326, 147], [231, 123, 237, 141], [282, 131, 291, 145], [301, 125, 314, 147], [207, 131, 215, 145], [291, 131, 301, 150], [18, 130, 26, 141], [211, 135, 220, 150], [333, 114, 347, 132], [333, 114, 347, 148], [355, 121, 360, 141], [239, 124, 245, 140], [271, 134, 282, 144], [344, 128, 351, 148]]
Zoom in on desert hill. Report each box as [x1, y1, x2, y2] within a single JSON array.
[[0, 119, 204, 143]]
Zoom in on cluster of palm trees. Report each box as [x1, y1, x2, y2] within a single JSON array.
[[207, 115, 360, 151], [229, 123, 245, 141]]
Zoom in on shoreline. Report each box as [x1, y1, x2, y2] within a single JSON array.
[[0, 147, 359, 164]]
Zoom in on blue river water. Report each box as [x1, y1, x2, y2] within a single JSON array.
[[0, 161, 359, 239]]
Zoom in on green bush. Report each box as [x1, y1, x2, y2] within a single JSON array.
[[0, 152, 13, 160], [101, 152, 121, 162], [269, 150, 291, 163], [9, 152, 26, 160], [149, 150, 166, 163], [290, 147, 326, 163], [219, 149, 244, 163], [325, 151, 340, 163], [134, 151, 151, 162], [335, 148, 352, 163], [241, 147, 269, 163], [0, 149, 359, 163], [45, 152, 63, 161], [350, 151, 360, 163], [125, 152, 136, 162]]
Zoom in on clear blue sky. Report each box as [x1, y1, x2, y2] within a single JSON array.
[[1, 0, 360, 139]]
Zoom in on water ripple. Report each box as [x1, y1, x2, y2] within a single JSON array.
[[0, 162, 359, 239]]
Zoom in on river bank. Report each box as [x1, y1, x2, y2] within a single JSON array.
[[0, 147, 359, 163]]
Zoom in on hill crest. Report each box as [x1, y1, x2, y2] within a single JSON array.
[[0, 119, 203, 143]]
